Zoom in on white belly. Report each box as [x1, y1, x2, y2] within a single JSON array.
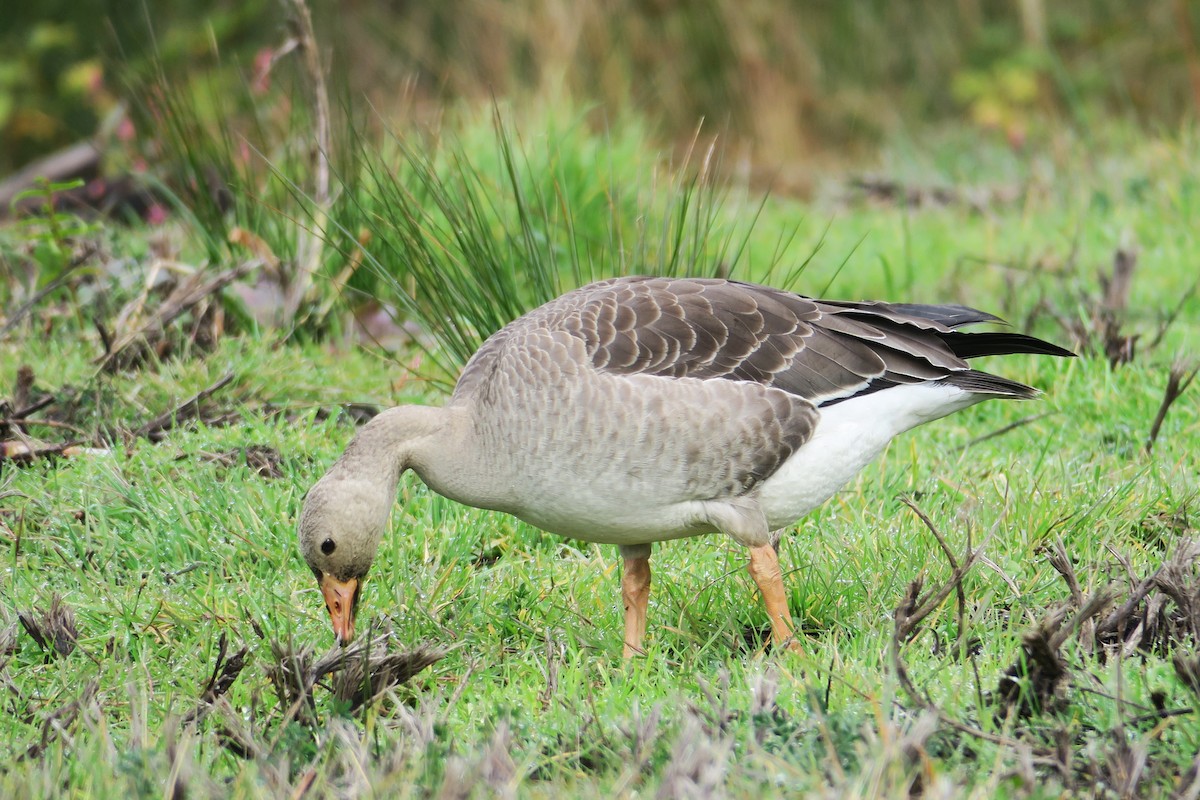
[[512, 501, 710, 546], [757, 383, 980, 529]]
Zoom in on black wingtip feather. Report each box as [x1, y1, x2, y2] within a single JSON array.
[[941, 331, 1077, 360]]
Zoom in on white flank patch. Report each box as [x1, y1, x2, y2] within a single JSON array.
[[757, 382, 980, 529]]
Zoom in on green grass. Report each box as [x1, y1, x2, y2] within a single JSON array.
[[343, 104, 748, 381], [1, 122, 1199, 797]]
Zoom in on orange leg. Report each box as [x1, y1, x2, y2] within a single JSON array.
[[621, 547, 652, 657], [747, 544, 804, 654]]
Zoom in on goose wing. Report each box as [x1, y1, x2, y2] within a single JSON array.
[[539, 275, 1032, 406]]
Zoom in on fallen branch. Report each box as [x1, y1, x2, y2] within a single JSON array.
[[0, 141, 101, 212], [847, 175, 1018, 212], [0, 441, 108, 463], [133, 372, 235, 442]]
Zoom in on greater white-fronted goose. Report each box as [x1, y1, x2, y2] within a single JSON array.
[[298, 276, 1073, 656]]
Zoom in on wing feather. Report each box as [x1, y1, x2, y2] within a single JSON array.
[[544, 277, 985, 405]]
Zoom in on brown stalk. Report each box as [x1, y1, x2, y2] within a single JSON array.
[[17, 594, 83, 658], [183, 631, 250, 726], [1146, 361, 1198, 455], [1046, 538, 1095, 651], [899, 496, 969, 657], [888, 502, 1040, 752], [894, 497, 997, 645], [1096, 248, 1139, 366], [18, 679, 100, 761], [133, 372, 235, 441], [282, 0, 332, 322], [98, 261, 260, 371]]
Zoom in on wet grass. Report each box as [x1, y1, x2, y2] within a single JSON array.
[[1, 126, 1198, 797]]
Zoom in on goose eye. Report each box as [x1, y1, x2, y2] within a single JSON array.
[[321, 538, 336, 555]]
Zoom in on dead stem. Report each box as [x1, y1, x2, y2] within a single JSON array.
[[1146, 360, 1198, 455], [282, 0, 332, 321], [134, 371, 235, 441]]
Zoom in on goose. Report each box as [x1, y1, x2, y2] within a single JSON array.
[[298, 276, 1073, 656]]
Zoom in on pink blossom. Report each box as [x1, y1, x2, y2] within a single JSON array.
[[145, 203, 169, 225], [252, 47, 275, 95]]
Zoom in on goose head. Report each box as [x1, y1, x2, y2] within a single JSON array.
[[296, 405, 459, 645], [298, 468, 393, 644]]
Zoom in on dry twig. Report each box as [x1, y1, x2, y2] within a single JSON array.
[[18, 679, 100, 761], [134, 372, 235, 441], [99, 261, 259, 371], [1146, 361, 1198, 454], [183, 631, 250, 725]]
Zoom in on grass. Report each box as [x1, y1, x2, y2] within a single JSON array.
[[345, 105, 747, 380], [1, 118, 1199, 797]]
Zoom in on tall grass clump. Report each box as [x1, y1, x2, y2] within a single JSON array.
[[338, 105, 770, 379]]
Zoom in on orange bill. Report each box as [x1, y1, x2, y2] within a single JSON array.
[[320, 575, 359, 645]]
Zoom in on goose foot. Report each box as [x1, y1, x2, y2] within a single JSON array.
[[747, 544, 804, 655], [620, 545, 652, 657]]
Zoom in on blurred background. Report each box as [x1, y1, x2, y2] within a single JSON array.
[[3, 0, 1198, 182]]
